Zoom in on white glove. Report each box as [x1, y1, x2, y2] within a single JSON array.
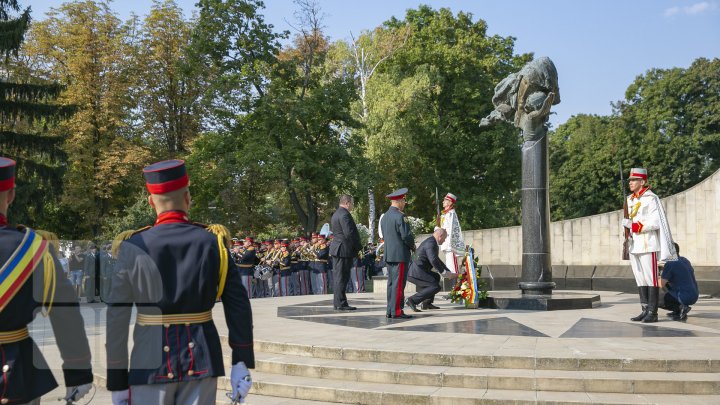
[[621, 218, 632, 229], [231, 362, 253, 402], [66, 383, 92, 402], [111, 389, 129, 405]]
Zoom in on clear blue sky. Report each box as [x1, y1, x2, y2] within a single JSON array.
[[28, 0, 720, 127]]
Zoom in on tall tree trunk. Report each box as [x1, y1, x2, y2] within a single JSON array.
[[368, 186, 376, 243]]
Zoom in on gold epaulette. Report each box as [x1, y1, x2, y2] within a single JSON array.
[[112, 226, 151, 257], [247, 246, 255, 251], [282, 251, 289, 258], [35, 229, 60, 252], [206, 224, 232, 249]]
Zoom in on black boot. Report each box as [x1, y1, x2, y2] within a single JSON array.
[[630, 286, 649, 321], [642, 287, 659, 323]]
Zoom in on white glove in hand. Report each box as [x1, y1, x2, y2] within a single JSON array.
[[231, 362, 253, 401], [621, 219, 632, 229], [65, 383, 92, 402], [111, 389, 130, 405]]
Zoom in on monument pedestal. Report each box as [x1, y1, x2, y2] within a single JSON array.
[[482, 291, 601, 311]]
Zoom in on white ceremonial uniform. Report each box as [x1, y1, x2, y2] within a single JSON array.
[[440, 208, 464, 273], [625, 187, 676, 287]]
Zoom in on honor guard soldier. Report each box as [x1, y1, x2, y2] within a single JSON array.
[[237, 237, 257, 300], [277, 241, 292, 296], [297, 238, 312, 295], [310, 234, 330, 295], [106, 160, 254, 405], [0, 157, 93, 404], [439, 193, 464, 273], [621, 168, 677, 323], [380, 188, 416, 319], [289, 238, 301, 296]]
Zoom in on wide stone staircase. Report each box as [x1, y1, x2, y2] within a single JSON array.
[[216, 337, 720, 404]]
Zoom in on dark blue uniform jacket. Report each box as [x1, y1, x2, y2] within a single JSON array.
[[106, 221, 254, 391]]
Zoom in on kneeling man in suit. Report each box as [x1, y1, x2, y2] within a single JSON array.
[[405, 228, 457, 312]]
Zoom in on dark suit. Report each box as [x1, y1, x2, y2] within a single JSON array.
[[380, 206, 415, 317], [407, 236, 451, 306], [329, 206, 362, 309]]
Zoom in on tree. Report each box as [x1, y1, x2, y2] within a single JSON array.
[[132, 0, 203, 156], [0, 0, 71, 228], [363, 6, 531, 229], [549, 58, 720, 220], [25, 0, 150, 238]]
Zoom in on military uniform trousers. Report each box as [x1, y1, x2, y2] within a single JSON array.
[[130, 376, 217, 405], [630, 251, 659, 287], [270, 269, 280, 297], [289, 265, 300, 296], [386, 261, 409, 317], [348, 264, 365, 293], [277, 269, 292, 297], [310, 262, 328, 295], [237, 266, 254, 299], [298, 261, 311, 295]]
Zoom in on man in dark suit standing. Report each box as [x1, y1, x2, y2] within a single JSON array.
[[380, 188, 415, 319], [405, 228, 458, 312], [329, 194, 362, 310]]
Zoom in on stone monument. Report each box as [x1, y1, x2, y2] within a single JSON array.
[[480, 57, 599, 310]]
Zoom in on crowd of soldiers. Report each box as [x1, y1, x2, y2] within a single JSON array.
[[230, 234, 384, 299]]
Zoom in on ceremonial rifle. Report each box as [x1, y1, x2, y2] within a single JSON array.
[[619, 162, 630, 260], [435, 187, 441, 227]]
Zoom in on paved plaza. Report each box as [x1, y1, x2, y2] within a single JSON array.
[[30, 290, 720, 404]]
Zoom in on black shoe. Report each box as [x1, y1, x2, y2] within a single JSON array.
[[671, 305, 691, 321], [666, 310, 680, 317], [386, 314, 392, 318], [336, 306, 356, 311], [421, 302, 440, 310], [405, 299, 421, 312], [392, 313, 412, 319]]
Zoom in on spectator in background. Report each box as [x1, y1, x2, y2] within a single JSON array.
[[83, 243, 99, 303], [661, 243, 699, 321], [69, 245, 85, 300]]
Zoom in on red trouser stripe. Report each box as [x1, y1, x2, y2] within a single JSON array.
[[395, 262, 405, 316]]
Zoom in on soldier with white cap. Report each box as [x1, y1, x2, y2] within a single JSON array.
[[621, 167, 677, 323], [439, 192, 464, 274]]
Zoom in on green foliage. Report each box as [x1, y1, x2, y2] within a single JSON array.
[[132, 0, 203, 155], [363, 6, 531, 229], [550, 58, 720, 219], [0, 0, 69, 229]]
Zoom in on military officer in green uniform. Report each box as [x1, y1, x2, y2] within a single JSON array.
[[379, 188, 415, 319]]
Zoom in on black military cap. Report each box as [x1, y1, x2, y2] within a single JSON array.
[[386, 188, 408, 200], [0, 157, 16, 192], [143, 159, 188, 194]]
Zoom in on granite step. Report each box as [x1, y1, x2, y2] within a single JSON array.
[[217, 372, 720, 405], [222, 337, 720, 373], [215, 393, 339, 404], [238, 352, 720, 395]]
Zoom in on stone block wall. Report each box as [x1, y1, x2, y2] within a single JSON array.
[[452, 168, 720, 267]]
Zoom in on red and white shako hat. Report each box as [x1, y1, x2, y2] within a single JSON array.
[[143, 159, 189, 194], [444, 192, 457, 203], [0, 157, 16, 192], [628, 168, 648, 180]]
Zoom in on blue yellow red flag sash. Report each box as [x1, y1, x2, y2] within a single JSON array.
[[0, 228, 48, 312]]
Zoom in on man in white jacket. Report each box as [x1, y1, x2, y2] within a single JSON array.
[[439, 193, 465, 274], [622, 168, 677, 323]]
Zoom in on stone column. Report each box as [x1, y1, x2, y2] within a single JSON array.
[[518, 125, 555, 295]]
